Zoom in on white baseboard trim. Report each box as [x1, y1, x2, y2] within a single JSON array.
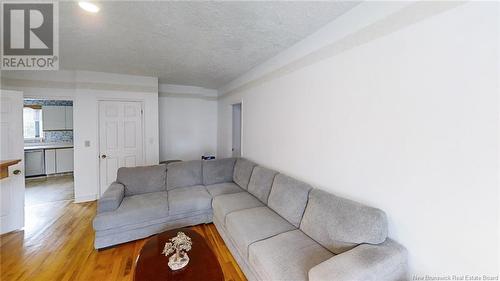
[[74, 194, 97, 203]]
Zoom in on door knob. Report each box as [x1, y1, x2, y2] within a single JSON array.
[[101, 154, 107, 159], [13, 169, 21, 175]]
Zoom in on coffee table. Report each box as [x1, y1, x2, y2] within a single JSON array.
[[134, 228, 224, 281]]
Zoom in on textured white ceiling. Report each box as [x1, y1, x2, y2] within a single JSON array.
[[59, 1, 359, 88]]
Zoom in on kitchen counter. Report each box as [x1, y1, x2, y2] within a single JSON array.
[[24, 143, 74, 177], [24, 143, 74, 151]]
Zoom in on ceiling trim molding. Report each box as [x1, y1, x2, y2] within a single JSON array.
[[158, 91, 217, 101], [218, 1, 464, 99], [1, 78, 75, 90], [75, 82, 157, 93], [158, 83, 218, 100], [1, 78, 158, 93]]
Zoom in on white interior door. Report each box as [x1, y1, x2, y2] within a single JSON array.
[[232, 103, 242, 157], [0, 90, 25, 234], [99, 101, 144, 196]]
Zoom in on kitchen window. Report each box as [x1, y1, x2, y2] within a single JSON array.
[[23, 106, 43, 140]]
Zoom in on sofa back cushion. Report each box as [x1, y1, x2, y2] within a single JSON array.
[[300, 189, 388, 254], [233, 158, 257, 189], [267, 174, 312, 227], [247, 166, 278, 203], [203, 158, 236, 185], [166, 160, 202, 190], [117, 164, 167, 196]]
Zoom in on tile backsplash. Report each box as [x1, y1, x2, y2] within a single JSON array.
[[24, 131, 73, 144], [44, 131, 73, 143], [24, 99, 73, 106]]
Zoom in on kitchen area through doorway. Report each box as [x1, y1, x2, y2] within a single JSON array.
[[23, 99, 74, 206]]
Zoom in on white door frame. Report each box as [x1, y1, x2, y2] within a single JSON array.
[[0, 89, 25, 234], [231, 102, 243, 158], [97, 99, 145, 196]]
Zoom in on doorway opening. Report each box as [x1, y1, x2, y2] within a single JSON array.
[[23, 99, 74, 207], [232, 103, 242, 158]]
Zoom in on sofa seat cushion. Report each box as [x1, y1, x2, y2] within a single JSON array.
[[168, 185, 212, 215], [212, 192, 264, 226], [93, 191, 169, 231], [205, 182, 243, 197], [225, 206, 296, 258], [249, 229, 334, 281]]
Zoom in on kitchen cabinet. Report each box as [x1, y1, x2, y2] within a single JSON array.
[[44, 149, 56, 174], [25, 150, 45, 177], [55, 148, 73, 173], [42, 106, 66, 130], [65, 106, 73, 129], [24, 145, 74, 177], [42, 106, 73, 130]]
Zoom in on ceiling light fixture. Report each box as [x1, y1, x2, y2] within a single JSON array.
[[78, 2, 100, 13]]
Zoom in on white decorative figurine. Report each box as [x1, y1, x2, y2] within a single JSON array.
[[162, 232, 192, 270]]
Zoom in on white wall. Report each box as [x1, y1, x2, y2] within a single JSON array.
[[158, 84, 218, 161], [218, 1, 499, 277], [1, 70, 159, 202]]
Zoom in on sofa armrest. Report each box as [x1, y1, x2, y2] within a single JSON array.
[[308, 238, 408, 281], [97, 182, 125, 213]]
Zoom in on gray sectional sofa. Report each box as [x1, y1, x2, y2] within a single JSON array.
[[93, 158, 408, 281]]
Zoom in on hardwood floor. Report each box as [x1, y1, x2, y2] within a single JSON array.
[[0, 199, 246, 281], [25, 175, 74, 206]]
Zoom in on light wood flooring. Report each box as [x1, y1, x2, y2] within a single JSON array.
[[25, 175, 74, 206], [1, 178, 246, 281]]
